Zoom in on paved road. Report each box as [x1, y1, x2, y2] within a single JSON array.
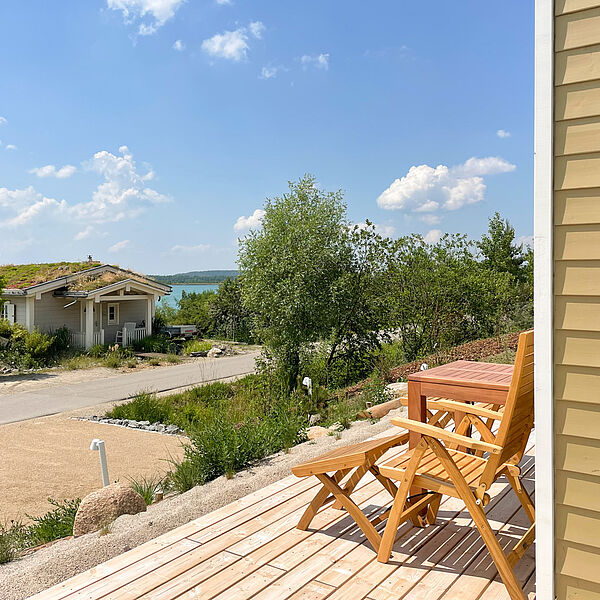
[[0, 352, 259, 424]]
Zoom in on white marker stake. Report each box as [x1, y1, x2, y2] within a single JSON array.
[[90, 438, 110, 487]]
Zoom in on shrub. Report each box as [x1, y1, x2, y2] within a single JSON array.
[[88, 344, 109, 358], [166, 353, 181, 364], [132, 335, 173, 354], [107, 392, 172, 424], [104, 352, 124, 369], [128, 475, 164, 505], [26, 498, 80, 545], [183, 340, 212, 355]]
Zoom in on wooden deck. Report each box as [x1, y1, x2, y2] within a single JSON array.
[[32, 433, 536, 600]]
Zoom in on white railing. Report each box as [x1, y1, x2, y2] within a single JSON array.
[[93, 330, 105, 346], [69, 331, 86, 349], [124, 326, 147, 347]]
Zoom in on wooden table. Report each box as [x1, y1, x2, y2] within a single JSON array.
[[407, 360, 514, 449]]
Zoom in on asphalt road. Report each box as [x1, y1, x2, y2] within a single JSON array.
[[0, 352, 259, 424]]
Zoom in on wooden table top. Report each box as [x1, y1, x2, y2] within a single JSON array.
[[407, 360, 514, 391]]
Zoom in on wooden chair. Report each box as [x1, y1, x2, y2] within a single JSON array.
[[377, 329, 534, 600], [291, 433, 441, 553]]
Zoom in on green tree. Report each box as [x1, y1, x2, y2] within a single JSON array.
[[210, 278, 254, 343], [175, 290, 216, 335], [238, 175, 389, 389], [477, 212, 527, 281]]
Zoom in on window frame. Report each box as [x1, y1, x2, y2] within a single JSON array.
[[107, 303, 119, 326]]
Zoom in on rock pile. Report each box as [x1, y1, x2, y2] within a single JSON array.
[[82, 415, 183, 435]]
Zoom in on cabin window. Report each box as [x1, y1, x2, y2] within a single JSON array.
[[107, 303, 119, 325], [1, 302, 15, 325]]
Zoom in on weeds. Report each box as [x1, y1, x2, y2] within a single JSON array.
[[183, 340, 212, 355], [166, 353, 181, 364], [128, 474, 164, 505]]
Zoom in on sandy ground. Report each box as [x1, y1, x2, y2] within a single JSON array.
[[0, 407, 407, 599], [0, 402, 186, 523]]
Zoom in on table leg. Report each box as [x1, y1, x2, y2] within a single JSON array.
[[408, 380, 426, 449], [408, 380, 426, 499]]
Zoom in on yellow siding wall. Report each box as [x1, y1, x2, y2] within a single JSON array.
[[555, 2, 600, 598]]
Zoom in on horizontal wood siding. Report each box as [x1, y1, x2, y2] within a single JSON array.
[[554, 2, 600, 595], [34, 293, 80, 333]]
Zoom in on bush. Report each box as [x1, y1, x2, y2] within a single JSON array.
[[132, 335, 174, 354], [183, 340, 212, 355], [0, 498, 80, 564], [104, 351, 124, 369], [26, 498, 80, 545], [107, 391, 173, 423]]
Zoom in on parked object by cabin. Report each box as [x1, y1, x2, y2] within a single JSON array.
[[0, 261, 171, 349]]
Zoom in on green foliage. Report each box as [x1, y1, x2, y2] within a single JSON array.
[[102, 348, 132, 369], [0, 498, 80, 563], [174, 290, 216, 335], [150, 270, 238, 285], [25, 498, 81, 545], [183, 339, 212, 354], [132, 334, 174, 354], [128, 475, 164, 505], [0, 322, 58, 369], [107, 391, 172, 423], [209, 278, 255, 343], [239, 175, 388, 389], [107, 375, 309, 493], [154, 304, 176, 329]]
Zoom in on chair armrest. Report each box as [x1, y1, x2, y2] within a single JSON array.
[[433, 399, 503, 421], [390, 417, 502, 455]]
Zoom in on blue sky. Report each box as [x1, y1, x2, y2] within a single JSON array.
[[0, 1, 533, 274]]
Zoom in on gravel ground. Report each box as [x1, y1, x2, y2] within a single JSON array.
[[0, 405, 406, 600]]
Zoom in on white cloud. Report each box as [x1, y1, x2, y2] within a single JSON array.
[[173, 39, 185, 51], [260, 66, 279, 79], [420, 214, 441, 226], [75, 226, 94, 241], [108, 239, 131, 252], [497, 129, 511, 138], [301, 53, 330, 70], [234, 208, 265, 231], [249, 21, 265, 39], [216, 0, 231, 4], [516, 234, 533, 248], [5, 144, 17, 151], [0, 186, 66, 228], [30, 164, 77, 179], [0, 117, 6, 125], [107, 0, 185, 35], [1, 147, 170, 231], [377, 156, 516, 215], [202, 28, 248, 61], [74, 145, 171, 223], [424, 229, 442, 244], [169, 243, 210, 254]]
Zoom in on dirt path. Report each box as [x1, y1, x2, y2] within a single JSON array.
[[0, 405, 186, 523]]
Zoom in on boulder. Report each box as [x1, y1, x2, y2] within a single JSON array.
[[207, 347, 224, 358], [73, 483, 147, 536], [306, 426, 329, 440]]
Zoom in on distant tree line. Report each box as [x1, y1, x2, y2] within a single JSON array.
[[151, 270, 239, 285]]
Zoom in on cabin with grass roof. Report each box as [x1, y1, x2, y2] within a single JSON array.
[[0, 262, 171, 349]]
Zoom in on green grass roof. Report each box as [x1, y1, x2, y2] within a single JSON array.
[[0, 262, 102, 289]]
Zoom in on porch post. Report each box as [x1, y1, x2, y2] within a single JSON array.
[[146, 297, 153, 336], [85, 299, 94, 349], [25, 296, 35, 332]]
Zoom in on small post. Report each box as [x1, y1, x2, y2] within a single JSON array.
[[302, 376, 313, 399], [90, 439, 110, 487]]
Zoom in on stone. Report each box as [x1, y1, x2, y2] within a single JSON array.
[[207, 347, 224, 358], [306, 426, 329, 440], [308, 413, 321, 426], [138, 421, 150, 427], [165, 424, 180, 434], [73, 483, 147, 537]]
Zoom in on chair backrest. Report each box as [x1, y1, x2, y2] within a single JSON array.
[[480, 330, 534, 485], [123, 321, 137, 330]]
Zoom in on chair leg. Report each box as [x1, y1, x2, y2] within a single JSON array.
[[377, 438, 428, 563], [315, 472, 383, 552], [426, 438, 527, 600], [332, 463, 369, 510], [506, 469, 535, 524], [297, 468, 349, 531]]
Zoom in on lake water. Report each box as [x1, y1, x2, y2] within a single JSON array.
[[157, 283, 219, 308]]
